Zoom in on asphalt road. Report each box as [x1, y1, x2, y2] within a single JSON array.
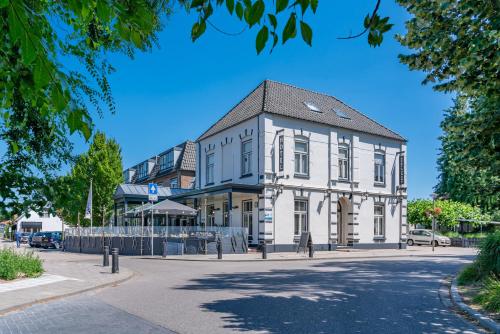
[[0, 249, 484, 334]]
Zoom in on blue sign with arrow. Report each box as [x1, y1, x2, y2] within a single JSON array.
[[148, 183, 158, 202]]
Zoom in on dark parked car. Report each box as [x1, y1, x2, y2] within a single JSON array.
[[31, 232, 62, 249], [30, 232, 46, 247]]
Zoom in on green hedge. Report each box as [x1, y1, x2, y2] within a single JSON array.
[[0, 249, 44, 280]]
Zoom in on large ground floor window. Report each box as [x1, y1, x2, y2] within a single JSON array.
[[294, 199, 308, 235]]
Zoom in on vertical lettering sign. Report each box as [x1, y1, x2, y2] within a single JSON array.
[[278, 135, 284, 172], [399, 155, 405, 185]]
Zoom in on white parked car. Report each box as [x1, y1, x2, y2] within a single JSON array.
[[407, 229, 451, 247]]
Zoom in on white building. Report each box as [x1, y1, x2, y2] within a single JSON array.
[[172, 80, 408, 251], [14, 209, 67, 234]]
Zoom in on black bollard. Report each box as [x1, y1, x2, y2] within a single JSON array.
[[162, 238, 168, 258], [217, 238, 222, 260], [111, 248, 119, 273], [103, 246, 109, 267], [308, 244, 314, 258], [262, 244, 267, 259]]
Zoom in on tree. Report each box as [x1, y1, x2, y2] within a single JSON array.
[[435, 97, 499, 215], [0, 0, 170, 216], [396, 0, 499, 215], [54, 132, 123, 226], [407, 199, 490, 230], [1, 0, 392, 216]]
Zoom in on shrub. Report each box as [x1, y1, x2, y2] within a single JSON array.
[[0, 249, 44, 280], [476, 231, 500, 278], [473, 276, 500, 312], [457, 264, 480, 285]]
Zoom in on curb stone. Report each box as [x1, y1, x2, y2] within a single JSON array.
[[451, 277, 500, 334], [0, 270, 134, 316], [138, 252, 463, 263]]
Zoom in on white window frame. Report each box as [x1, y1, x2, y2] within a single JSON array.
[[374, 204, 385, 238], [338, 145, 350, 180], [374, 151, 385, 184], [294, 137, 309, 176], [241, 140, 252, 176], [294, 199, 308, 236], [206, 153, 214, 185]]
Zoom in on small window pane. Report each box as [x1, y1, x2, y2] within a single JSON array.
[[295, 141, 308, 153]]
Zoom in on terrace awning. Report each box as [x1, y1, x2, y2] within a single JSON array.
[[125, 199, 197, 217]]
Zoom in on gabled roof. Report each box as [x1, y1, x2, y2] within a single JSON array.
[[197, 80, 405, 141]]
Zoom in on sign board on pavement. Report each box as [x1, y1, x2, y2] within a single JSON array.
[[148, 183, 158, 202]]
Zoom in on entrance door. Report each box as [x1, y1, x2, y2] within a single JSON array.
[[337, 201, 346, 245], [242, 200, 253, 243]]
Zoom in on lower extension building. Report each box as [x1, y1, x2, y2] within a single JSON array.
[[170, 80, 408, 251]]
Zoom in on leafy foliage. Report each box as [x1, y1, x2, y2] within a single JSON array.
[[396, 0, 499, 98], [53, 132, 123, 226], [0, 249, 44, 280], [473, 276, 500, 312], [185, 0, 392, 54], [0, 0, 171, 216], [407, 199, 490, 229]]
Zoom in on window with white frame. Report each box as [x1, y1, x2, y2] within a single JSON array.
[[294, 199, 308, 235], [170, 177, 178, 188], [242, 200, 253, 237], [374, 204, 385, 238], [206, 153, 214, 184], [241, 140, 252, 176], [338, 145, 349, 180], [294, 138, 309, 176], [374, 152, 385, 184]]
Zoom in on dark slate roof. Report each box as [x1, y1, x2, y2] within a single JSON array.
[[124, 140, 196, 184], [197, 80, 405, 141]]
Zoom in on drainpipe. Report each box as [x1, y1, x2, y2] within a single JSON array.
[[327, 130, 332, 249]]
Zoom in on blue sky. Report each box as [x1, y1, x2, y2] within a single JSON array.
[[72, 1, 453, 200]]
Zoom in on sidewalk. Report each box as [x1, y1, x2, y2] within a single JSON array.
[[0, 241, 133, 315], [140, 245, 477, 262]]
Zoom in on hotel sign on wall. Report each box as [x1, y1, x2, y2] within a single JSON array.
[[399, 155, 405, 185], [278, 135, 284, 173]]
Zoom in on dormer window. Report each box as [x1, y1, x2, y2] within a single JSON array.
[[304, 102, 320, 112], [159, 151, 174, 171], [137, 162, 148, 179]]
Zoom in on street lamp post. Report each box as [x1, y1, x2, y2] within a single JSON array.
[[432, 195, 436, 252]]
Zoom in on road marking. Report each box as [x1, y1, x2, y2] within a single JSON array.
[[0, 274, 79, 293]]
